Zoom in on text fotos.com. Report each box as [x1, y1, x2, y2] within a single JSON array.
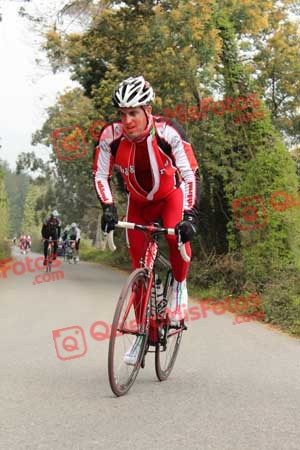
[[52, 293, 264, 361], [0, 256, 64, 285]]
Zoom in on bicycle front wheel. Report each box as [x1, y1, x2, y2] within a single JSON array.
[[108, 268, 151, 397], [46, 245, 52, 273]]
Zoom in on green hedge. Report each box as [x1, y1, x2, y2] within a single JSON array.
[[0, 239, 11, 261], [80, 239, 300, 336]]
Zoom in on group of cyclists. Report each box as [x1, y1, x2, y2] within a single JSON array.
[[41, 210, 81, 265], [16, 235, 32, 254], [14, 211, 81, 265]]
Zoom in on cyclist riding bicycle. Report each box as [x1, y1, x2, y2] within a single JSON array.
[[19, 235, 26, 253], [61, 226, 69, 256], [61, 226, 69, 242], [65, 222, 81, 262], [93, 76, 200, 363], [25, 235, 31, 252], [41, 210, 61, 265]]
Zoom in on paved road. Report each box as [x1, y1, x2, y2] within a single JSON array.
[[1, 251, 299, 450]]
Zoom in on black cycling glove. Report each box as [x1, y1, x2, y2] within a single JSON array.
[[175, 214, 197, 244], [101, 204, 118, 233]]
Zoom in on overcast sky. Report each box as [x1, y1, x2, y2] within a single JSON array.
[[0, 0, 78, 169]]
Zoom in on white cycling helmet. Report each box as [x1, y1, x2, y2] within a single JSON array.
[[51, 209, 59, 217], [71, 222, 77, 228], [112, 76, 155, 108]]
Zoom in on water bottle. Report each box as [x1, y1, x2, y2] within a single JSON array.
[[154, 275, 166, 317], [150, 277, 157, 317], [150, 274, 162, 316]]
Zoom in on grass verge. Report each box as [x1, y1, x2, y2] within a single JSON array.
[[80, 240, 300, 337]]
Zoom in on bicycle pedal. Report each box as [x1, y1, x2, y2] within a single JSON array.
[[179, 319, 187, 330]]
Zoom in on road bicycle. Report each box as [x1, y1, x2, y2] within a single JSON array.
[[43, 237, 59, 273], [19, 243, 30, 255], [107, 221, 190, 397], [64, 240, 78, 264]]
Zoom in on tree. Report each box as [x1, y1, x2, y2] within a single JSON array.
[[253, 20, 300, 145], [22, 185, 42, 233], [21, 0, 300, 332], [2, 163, 30, 237], [29, 88, 104, 238], [0, 167, 9, 259]]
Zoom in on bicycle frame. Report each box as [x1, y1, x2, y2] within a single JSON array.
[[108, 232, 159, 344], [42, 237, 59, 268], [43, 237, 57, 253], [109, 222, 187, 343]]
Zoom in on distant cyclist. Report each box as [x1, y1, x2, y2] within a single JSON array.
[[66, 223, 81, 262], [19, 235, 26, 253], [61, 226, 69, 242], [41, 210, 61, 265], [61, 226, 69, 256], [25, 235, 31, 252]]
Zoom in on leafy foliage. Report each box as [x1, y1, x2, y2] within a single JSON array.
[[0, 165, 10, 259], [16, 0, 300, 333]]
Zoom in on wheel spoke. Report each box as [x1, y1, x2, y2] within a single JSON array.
[[108, 269, 150, 396]]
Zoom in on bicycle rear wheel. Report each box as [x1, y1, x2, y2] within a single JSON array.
[[155, 270, 184, 381], [108, 268, 150, 396]]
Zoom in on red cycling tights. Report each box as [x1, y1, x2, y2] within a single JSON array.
[[126, 187, 191, 282]]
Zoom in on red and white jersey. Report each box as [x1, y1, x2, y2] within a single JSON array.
[[93, 116, 200, 216]]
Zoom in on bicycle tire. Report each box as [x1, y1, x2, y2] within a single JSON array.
[[46, 244, 52, 273], [155, 270, 183, 381], [66, 247, 74, 263], [108, 268, 151, 397]]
